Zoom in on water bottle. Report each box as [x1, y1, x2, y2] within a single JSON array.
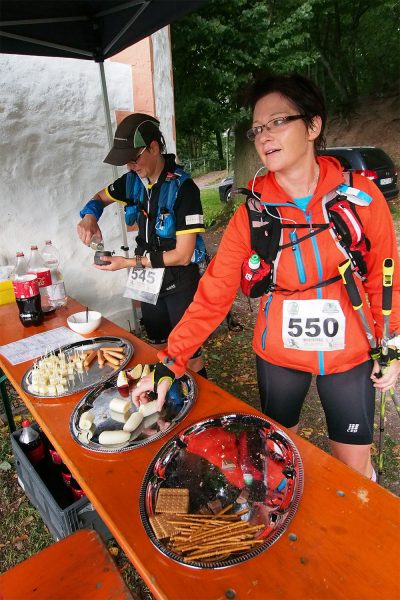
[[41, 241, 67, 308], [19, 420, 45, 465], [27, 245, 53, 312], [89, 234, 104, 252], [248, 254, 261, 270]]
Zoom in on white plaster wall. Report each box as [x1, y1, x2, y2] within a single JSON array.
[[152, 28, 176, 155], [0, 54, 138, 330]]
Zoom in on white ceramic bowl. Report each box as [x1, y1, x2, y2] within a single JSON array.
[[67, 311, 102, 335]]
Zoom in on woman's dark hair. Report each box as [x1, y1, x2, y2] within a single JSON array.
[[245, 73, 327, 149]]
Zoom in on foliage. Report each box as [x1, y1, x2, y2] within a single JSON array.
[[171, 0, 400, 161], [200, 188, 224, 227]]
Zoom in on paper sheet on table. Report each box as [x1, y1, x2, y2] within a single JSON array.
[[0, 327, 85, 365]]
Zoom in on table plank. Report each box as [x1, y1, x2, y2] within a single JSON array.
[[0, 529, 135, 599], [0, 300, 398, 600]]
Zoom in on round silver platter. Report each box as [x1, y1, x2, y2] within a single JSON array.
[[22, 336, 133, 398], [139, 413, 303, 569], [70, 370, 197, 453]]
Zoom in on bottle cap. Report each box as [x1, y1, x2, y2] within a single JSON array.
[[21, 419, 31, 428], [249, 254, 260, 269]]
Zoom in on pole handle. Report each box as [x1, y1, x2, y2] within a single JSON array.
[[338, 259, 363, 310], [382, 258, 394, 315]]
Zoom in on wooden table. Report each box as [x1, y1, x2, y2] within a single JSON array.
[[0, 529, 135, 599], [0, 299, 398, 600]]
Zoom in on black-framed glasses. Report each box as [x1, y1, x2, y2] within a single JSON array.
[[131, 146, 148, 164], [246, 115, 305, 141]]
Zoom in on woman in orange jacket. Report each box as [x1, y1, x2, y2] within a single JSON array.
[[133, 74, 400, 480]]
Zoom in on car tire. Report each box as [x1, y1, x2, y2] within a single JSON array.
[[224, 186, 232, 202]]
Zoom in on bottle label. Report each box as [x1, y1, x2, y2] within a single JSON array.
[[27, 441, 45, 464], [12, 275, 39, 299], [27, 269, 51, 287]]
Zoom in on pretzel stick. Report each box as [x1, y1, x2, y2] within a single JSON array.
[[216, 503, 234, 516]]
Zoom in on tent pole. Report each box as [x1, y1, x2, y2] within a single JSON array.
[[98, 60, 139, 333]]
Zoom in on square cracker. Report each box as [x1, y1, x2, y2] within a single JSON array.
[[156, 488, 189, 514]]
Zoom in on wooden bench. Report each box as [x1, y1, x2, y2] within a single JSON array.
[[0, 529, 136, 599]]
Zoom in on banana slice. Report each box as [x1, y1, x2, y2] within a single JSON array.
[[139, 400, 158, 417], [98, 430, 131, 446], [78, 410, 94, 431], [110, 410, 129, 424], [109, 397, 131, 414], [123, 411, 144, 432]]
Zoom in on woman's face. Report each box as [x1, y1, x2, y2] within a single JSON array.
[[252, 92, 321, 173]]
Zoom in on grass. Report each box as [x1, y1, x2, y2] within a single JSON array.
[[200, 188, 224, 228]]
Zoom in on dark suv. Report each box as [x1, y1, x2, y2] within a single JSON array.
[[318, 146, 398, 200]]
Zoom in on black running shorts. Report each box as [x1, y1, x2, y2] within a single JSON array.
[[256, 357, 375, 445], [141, 278, 200, 349]]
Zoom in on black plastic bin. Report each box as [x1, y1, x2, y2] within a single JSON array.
[[11, 426, 112, 541]]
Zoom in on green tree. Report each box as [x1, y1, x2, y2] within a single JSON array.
[[171, 0, 399, 175]]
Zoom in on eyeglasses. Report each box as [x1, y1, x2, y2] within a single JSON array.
[[131, 146, 147, 164], [246, 115, 305, 141]]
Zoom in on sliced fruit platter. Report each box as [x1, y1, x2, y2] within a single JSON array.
[[70, 363, 197, 453], [21, 336, 133, 398]]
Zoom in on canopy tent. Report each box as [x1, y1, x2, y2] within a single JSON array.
[[0, 1, 206, 60], [0, 0, 207, 329]]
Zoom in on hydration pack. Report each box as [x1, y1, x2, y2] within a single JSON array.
[[240, 173, 371, 298], [124, 168, 207, 264]]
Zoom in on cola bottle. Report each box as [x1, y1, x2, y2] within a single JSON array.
[[27, 245, 53, 313], [19, 420, 45, 465], [11, 252, 43, 327], [41, 240, 67, 308]]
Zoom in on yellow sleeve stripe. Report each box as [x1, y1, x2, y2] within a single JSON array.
[[176, 228, 205, 235], [104, 187, 127, 206]]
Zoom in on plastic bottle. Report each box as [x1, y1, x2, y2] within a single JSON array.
[[41, 240, 67, 308], [11, 252, 43, 327], [19, 420, 45, 465], [89, 234, 104, 252], [248, 254, 261, 270], [27, 245, 53, 312]]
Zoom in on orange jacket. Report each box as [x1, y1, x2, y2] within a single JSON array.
[[159, 157, 400, 377]]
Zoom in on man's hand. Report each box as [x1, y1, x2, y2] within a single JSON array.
[[371, 359, 400, 392], [94, 255, 131, 271], [77, 215, 102, 246]]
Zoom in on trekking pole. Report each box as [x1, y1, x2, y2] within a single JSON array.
[[380, 258, 400, 414], [338, 259, 377, 350], [376, 258, 394, 482]]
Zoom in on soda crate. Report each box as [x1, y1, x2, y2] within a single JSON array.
[[11, 427, 112, 542]]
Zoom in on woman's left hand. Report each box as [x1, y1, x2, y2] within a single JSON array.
[[94, 255, 130, 271], [371, 359, 400, 392]]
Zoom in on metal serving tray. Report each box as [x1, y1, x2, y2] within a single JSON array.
[[70, 370, 197, 453], [140, 413, 303, 569], [22, 336, 133, 398]]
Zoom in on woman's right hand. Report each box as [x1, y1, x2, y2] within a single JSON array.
[[131, 376, 171, 413], [77, 215, 102, 246]]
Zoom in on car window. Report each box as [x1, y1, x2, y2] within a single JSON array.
[[322, 152, 352, 170], [359, 148, 394, 170]]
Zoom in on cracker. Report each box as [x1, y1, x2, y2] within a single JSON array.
[[149, 515, 178, 539], [156, 488, 189, 514]]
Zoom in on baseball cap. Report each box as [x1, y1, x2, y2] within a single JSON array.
[[103, 113, 162, 166]]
